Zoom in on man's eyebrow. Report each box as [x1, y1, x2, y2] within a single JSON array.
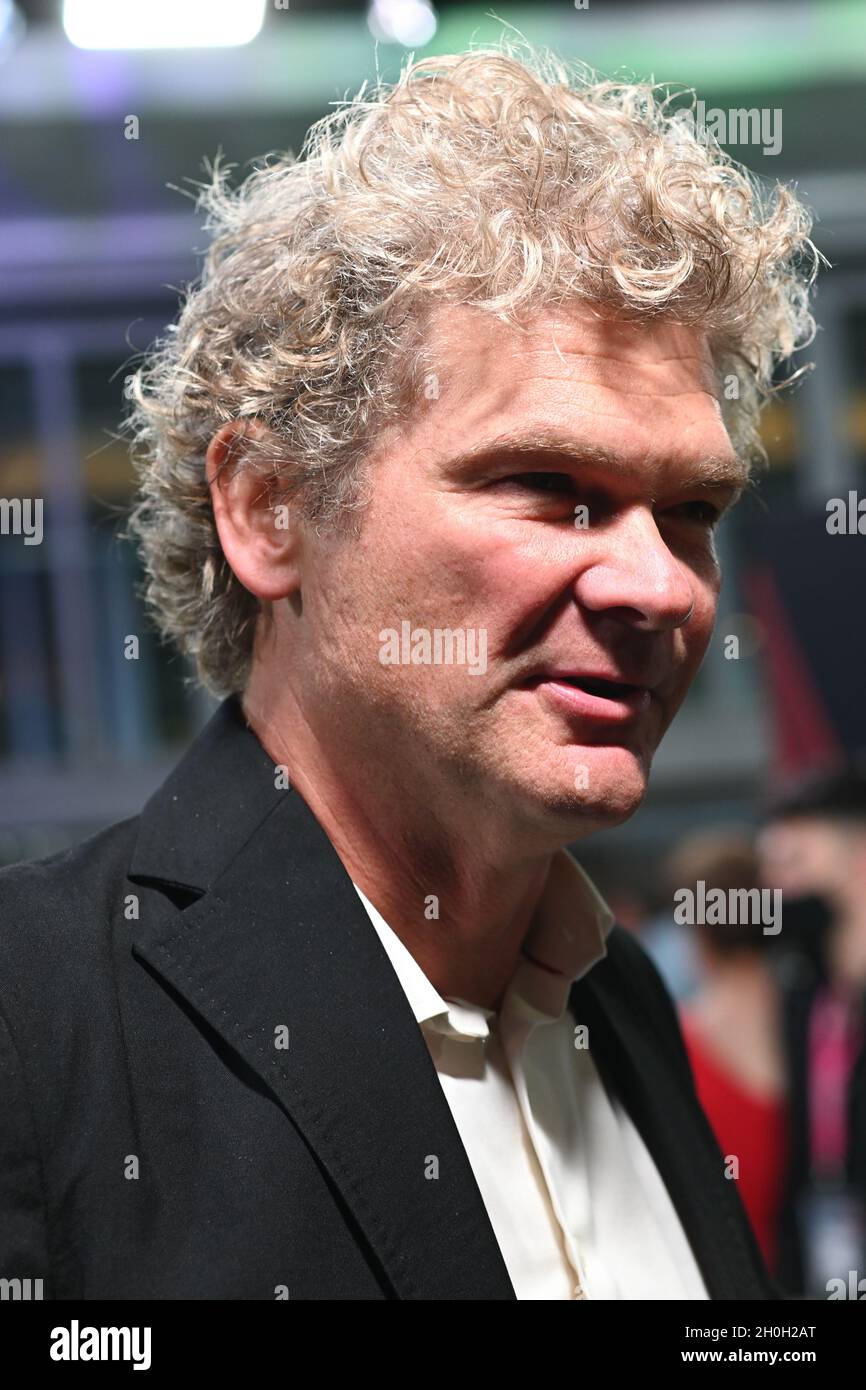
[[441, 430, 750, 495]]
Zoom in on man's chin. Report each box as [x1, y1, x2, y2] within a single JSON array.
[[536, 745, 651, 833]]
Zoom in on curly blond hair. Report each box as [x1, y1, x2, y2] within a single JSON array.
[[124, 38, 820, 696]]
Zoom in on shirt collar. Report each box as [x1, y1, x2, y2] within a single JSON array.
[[352, 847, 614, 1042]]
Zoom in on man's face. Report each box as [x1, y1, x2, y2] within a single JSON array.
[[289, 301, 743, 841]]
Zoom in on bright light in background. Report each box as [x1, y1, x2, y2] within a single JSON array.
[[368, 0, 438, 48], [0, 0, 25, 60], [63, 0, 266, 51]]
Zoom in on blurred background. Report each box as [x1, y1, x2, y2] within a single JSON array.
[[1, 0, 865, 1297]]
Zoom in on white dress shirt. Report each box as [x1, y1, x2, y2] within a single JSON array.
[[352, 849, 709, 1300]]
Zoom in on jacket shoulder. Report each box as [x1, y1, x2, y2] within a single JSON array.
[[0, 817, 143, 1291], [0, 815, 141, 970]]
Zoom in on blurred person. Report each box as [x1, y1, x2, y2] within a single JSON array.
[[758, 767, 866, 1297], [638, 907, 700, 1003], [639, 848, 703, 1003], [675, 832, 789, 1276], [0, 43, 819, 1299]]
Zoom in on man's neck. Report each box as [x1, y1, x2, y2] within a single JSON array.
[[242, 692, 556, 1011]]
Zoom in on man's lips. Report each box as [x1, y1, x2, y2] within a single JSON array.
[[517, 670, 654, 722]]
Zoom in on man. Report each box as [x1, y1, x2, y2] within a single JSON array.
[[0, 44, 817, 1299]]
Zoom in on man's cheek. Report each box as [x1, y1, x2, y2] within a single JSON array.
[[689, 591, 719, 660]]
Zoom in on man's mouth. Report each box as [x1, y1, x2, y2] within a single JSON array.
[[519, 671, 653, 721], [554, 674, 639, 698]]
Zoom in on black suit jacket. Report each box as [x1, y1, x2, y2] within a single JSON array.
[[0, 695, 777, 1299]]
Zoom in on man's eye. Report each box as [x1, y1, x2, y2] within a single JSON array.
[[666, 500, 722, 527], [506, 472, 576, 494]]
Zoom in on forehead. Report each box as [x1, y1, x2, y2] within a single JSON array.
[[412, 299, 741, 480], [426, 300, 720, 385]]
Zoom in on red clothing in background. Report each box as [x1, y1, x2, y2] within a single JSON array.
[[680, 1014, 788, 1274]]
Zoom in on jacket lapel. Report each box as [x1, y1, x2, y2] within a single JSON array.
[[128, 696, 516, 1300], [570, 960, 773, 1300]]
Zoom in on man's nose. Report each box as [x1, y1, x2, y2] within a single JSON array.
[[573, 508, 698, 632]]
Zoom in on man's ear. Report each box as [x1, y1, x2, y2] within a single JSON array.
[[205, 419, 303, 602]]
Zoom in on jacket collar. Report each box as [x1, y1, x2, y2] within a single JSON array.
[[128, 694, 285, 895]]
